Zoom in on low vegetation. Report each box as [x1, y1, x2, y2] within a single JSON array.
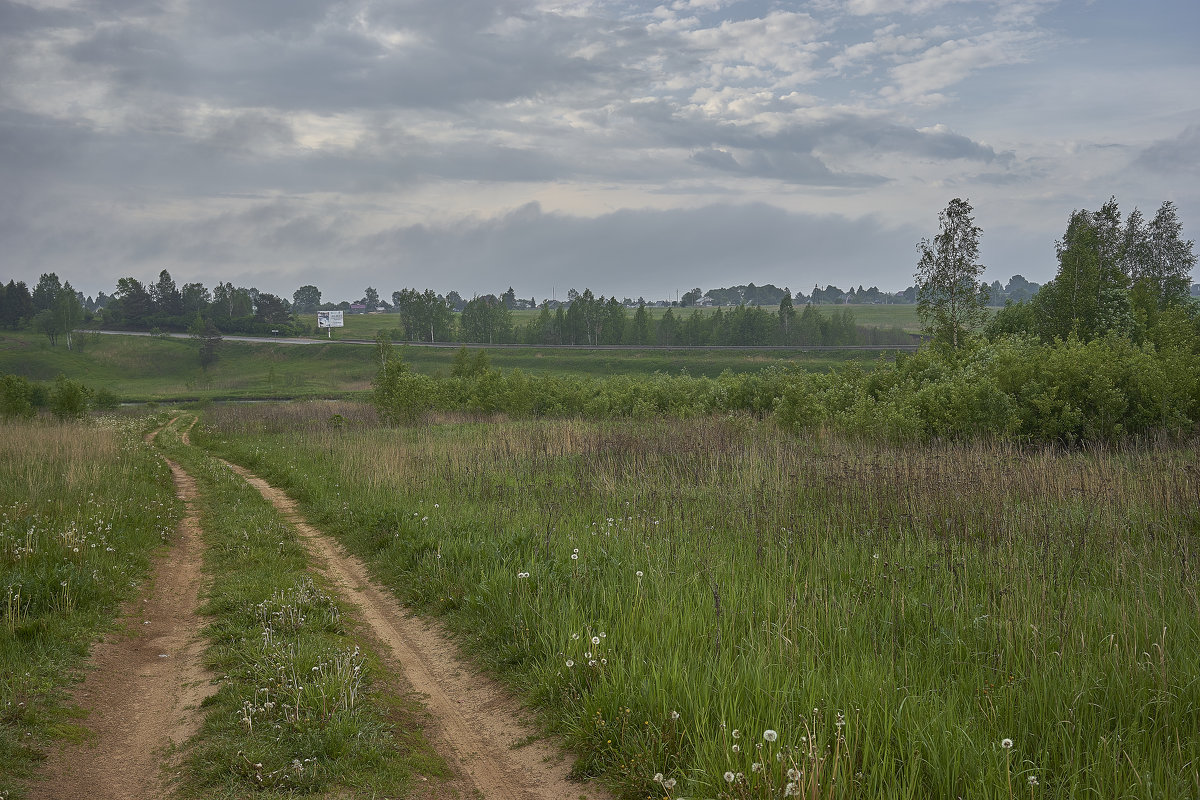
[[0, 416, 179, 796], [196, 402, 1200, 799]]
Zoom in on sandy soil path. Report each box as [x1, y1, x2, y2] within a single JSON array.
[[30, 421, 212, 800], [222, 459, 609, 800]]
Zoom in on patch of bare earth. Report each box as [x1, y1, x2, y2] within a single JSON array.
[[29, 422, 213, 800], [223, 460, 610, 800]]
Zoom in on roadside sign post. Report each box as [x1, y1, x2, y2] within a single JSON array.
[[317, 310, 344, 339]]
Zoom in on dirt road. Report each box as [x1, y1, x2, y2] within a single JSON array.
[[224, 459, 607, 800], [31, 422, 212, 800]]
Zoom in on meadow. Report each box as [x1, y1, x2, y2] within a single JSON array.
[[0, 416, 180, 795], [0, 330, 881, 403], [195, 401, 1200, 799]]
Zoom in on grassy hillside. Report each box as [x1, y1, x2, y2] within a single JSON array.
[[0, 331, 885, 402]]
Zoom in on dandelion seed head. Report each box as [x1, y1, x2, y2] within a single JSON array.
[[764, 729, 778, 742], [1001, 738, 1013, 750], [723, 771, 735, 783]]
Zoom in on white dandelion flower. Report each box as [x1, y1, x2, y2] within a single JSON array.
[[764, 729, 778, 742], [1001, 738, 1013, 750], [723, 771, 735, 784]]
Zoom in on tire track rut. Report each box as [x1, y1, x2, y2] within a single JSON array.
[[221, 458, 607, 800], [31, 420, 212, 800]]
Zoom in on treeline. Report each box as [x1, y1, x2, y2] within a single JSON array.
[[0, 271, 309, 343]]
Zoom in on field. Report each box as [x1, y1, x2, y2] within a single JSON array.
[[193, 402, 1200, 799], [0, 330, 881, 402], [4, 326, 1198, 799]]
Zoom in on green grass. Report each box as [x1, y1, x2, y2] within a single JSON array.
[[0, 415, 180, 798], [151, 414, 446, 798], [1, 330, 882, 402], [193, 403, 1200, 800]]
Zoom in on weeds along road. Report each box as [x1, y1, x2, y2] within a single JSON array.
[[220, 456, 604, 800], [31, 420, 212, 800]]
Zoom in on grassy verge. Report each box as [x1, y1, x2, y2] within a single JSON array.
[[194, 402, 1200, 800], [0, 415, 180, 798], [151, 414, 446, 798]]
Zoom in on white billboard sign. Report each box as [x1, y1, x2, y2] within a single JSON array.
[[317, 310, 344, 328]]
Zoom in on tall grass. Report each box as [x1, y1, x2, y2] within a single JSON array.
[[196, 403, 1200, 799], [0, 416, 180, 797]]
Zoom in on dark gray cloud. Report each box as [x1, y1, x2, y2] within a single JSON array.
[[1134, 125, 1200, 175]]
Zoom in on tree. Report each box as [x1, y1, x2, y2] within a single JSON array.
[[293, 285, 321, 313], [189, 313, 222, 369], [114, 277, 153, 324], [915, 198, 989, 349], [1037, 207, 1134, 341], [1, 280, 32, 329], [31, 273, 62, 314], [363, 286, 380, 310], [181, 282, 212, 314], [627, 303, 651, 345], [681, 287, 702, 307], [778, 289, 796, 342], [254, 292, 290, 324], [1144, 201, 1196, 310], [150, 269, 182, 316], [55, 282, 84, 349]]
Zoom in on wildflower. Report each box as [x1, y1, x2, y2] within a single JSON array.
[[565, 659, 574, 667], [664, 778, 676, 790], [670, 710, 680, 720], [654, 772, 665, 783], [732, 729, 740, 739], [592, 636, 600, 645], [636, 570, 644, 577], [571, 553, 578, 560], [1028, 775, 1039, 787], [751, 762, 763, 772], [1001, 738, 1013, 750], [585, 652, 593, 659], [785, 782, 799, 797], [724, 772, 735, 784], [764, 729, 778, 742], [573, 633, 580, 640], [788, 768, 801, 781], [731, 744, 740, 753]]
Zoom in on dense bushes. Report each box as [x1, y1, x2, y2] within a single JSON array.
[[777, 334, 1198, 442], [373, 330, 1200, 443], [0, 373, 119, 419]]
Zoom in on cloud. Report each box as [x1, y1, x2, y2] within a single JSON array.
[[1133, 125, 1200, 176], [881, 29, 1044, 104]]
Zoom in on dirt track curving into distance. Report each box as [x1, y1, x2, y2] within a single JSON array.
[[30, 420, 212, 800], [222, 458, 608, 800]]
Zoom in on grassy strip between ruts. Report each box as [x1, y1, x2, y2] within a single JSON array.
[[194, 403, 1200, 800], [151, 413, 447, 799], [0, 415, 180, 799]]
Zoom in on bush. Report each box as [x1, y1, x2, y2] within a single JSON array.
[[0, 374, 36, 418], [49, 375, 90, 420]]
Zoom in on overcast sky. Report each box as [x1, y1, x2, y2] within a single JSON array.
[[2, 0, 1198, 303]]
